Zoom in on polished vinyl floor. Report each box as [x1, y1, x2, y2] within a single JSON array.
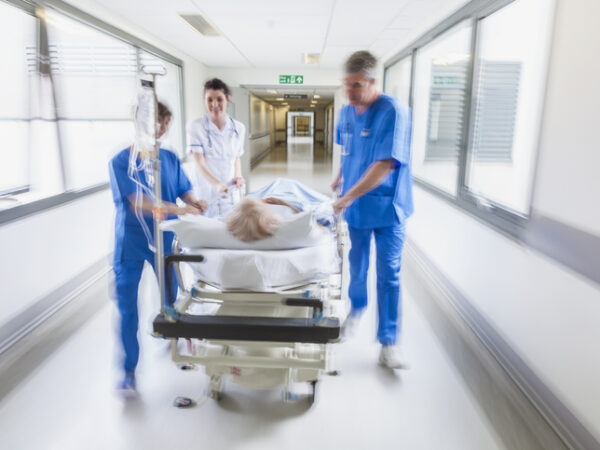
[[249, 141, 334, 194], [0, 141, 504, 450]]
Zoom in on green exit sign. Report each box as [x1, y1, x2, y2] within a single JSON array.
[[279, 75, 304, 84]]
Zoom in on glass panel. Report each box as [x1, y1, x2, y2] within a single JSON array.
[[45, 10, 138, 190], [465, 0, 555, 215], [384, 56, 412, 106], [139, 51, 184, 156], [411, 20, 472, 196], [0, 3, 37, 196]]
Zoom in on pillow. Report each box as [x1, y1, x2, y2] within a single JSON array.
[[160, 210, 327, 250]]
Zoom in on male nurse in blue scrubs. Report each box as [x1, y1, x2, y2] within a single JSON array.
[[109, 102, 207, 394], [332, 51, 413, 369]]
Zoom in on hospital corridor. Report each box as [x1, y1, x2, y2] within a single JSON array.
[[1, 1, 600, 450]]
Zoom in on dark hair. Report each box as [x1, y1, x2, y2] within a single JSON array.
[[157, 101, 172, 120], [204, 78, 231, 97]]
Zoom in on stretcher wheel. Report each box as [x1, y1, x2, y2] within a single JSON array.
[[282, 390, 299, 403], [207, 375, 223, 401], [173, 396, 195, 408], [308, 381, 317, 406], [208, 389, 222, 401]]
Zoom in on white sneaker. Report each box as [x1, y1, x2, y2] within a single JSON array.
[[342, 313, 361, 339], [379, 345, 408, 369]]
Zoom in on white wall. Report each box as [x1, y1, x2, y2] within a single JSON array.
[[207, 67, 342, 88], [248, 94, 273, 162], [0, 191, 113, 327], [332, 86, 346, 177], [395, 0, 600, 438], [229, 87, 251, 178], [0, 0, 209, 328], [274, 106, 288, 143]]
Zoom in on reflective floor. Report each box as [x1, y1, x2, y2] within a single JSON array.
[[249, 141, 333, 194], [0, 141, 504, 450]]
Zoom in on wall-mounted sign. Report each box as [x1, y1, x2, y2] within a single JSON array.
[[279, 75, 304, 84], [284, 94, 307, 99]]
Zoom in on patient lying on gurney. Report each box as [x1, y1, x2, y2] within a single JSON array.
[[161, 179, 338, 290], [226, 197, 305, 242]]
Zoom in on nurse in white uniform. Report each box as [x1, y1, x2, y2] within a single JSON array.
[[187, 78, 246, 217]]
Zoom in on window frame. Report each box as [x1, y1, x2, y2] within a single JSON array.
[[0, 0, 186, 226], [383, 0, 555, 238]]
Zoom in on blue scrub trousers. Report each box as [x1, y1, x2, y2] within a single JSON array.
[[113, 247, 178, 374], [347, 224, 406, 346]]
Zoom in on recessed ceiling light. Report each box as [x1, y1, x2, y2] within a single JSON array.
[[302, 53, 320, 64], [314, 95, 320, 99], [275, 97, 284, 101], [179, 14, 220, 36]]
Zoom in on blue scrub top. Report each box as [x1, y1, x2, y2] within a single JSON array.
[[336, 94, 413, 229], [109, 147, 192, 263]]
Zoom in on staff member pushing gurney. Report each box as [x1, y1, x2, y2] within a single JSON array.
[[332, 51, 413, 369], [109, 102, 207, 395]]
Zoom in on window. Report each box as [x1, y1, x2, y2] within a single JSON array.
[[383, 0, 555, 225], [0, 2, 186, 219], [0, 3, 37, 198], [46, 10, 138, 191], [139, 51, 185, 156], [384, 55, 412, 106], [465, 0, 555, 215], [411, 20, 472, 196]]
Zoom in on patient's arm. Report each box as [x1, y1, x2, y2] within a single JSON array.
[[263, 197, 300, 214]]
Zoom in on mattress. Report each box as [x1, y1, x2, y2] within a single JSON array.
[[183, 236, 339, 291]]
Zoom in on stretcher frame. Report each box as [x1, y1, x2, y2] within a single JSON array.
[[152, 218, 348, 403]]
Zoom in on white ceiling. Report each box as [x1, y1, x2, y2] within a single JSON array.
[[89, 0, 470, 68]]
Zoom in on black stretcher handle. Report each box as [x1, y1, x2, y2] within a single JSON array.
[[165, 254, 205, 308], [284, 298, 324, 317]]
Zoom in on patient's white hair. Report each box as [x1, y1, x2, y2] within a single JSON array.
[[226, 198, 281, 242]]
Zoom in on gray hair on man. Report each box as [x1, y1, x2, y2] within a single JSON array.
[[344, 50, 378, 80]]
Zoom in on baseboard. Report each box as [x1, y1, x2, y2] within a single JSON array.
[[0, 257, 112, 401], [250, 147, 272, 168], [404, 239, 599, 450]]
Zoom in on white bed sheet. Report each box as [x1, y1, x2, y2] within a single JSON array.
[[184, 236, 339, 291]]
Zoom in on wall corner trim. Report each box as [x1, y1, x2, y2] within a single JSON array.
[[404, 239, 599, 450]]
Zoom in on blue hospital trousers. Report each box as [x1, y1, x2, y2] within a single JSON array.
[[347, 224, 406, 346], [113, 258, 178, 374]]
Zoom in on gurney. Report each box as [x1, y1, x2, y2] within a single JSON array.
[[153, 191, 348, 404]]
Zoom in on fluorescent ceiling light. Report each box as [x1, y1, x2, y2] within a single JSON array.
[[302, 53, 320, 64], [313, 95, 320, 99], [276, 97, 284, 101], [267, 90, 277, 94], [179, 14, 220, 36]]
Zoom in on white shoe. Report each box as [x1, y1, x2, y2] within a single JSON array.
[[342, 313, 361, 339], [117, 372, 137, 399], [379, 345, 408, 369]]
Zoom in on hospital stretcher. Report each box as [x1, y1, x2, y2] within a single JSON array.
[[152, 220, 348, 404]]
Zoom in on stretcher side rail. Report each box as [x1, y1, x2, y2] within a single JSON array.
[[153, 314, 340, 343], [164, 253, 205, 312]]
